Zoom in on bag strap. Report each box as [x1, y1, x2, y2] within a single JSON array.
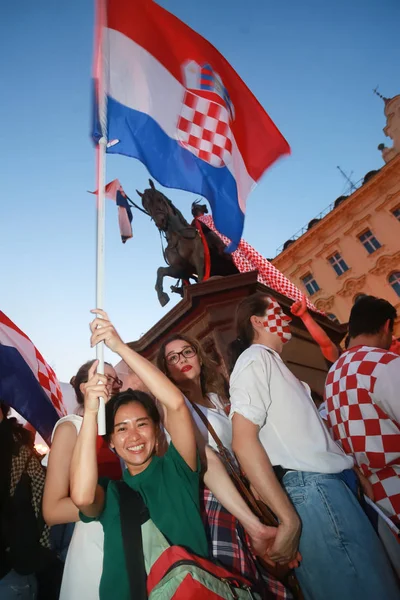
[[188, 399, 278, 526], [116, 481, 150, 600]]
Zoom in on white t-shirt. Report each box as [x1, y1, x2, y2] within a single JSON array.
[[164, 394, 234, 459], [45, 415, 104, 600], [229, 344, 353, 474], [185, 393, 233, 455]]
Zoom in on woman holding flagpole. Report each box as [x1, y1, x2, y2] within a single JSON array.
[[42, 360, 122, 600]]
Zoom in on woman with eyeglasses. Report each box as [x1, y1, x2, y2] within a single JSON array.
[[156, 334, 292, 599], [42, 359, 123, 600]]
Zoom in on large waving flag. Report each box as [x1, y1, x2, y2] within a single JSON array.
[[93, 0, 290, 250], [0, 312, 66, 444]]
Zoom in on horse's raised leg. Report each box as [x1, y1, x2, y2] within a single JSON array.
[[156, 265, 182, 307]]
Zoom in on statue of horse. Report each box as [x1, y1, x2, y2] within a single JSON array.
[[136, 180, 238, 306]]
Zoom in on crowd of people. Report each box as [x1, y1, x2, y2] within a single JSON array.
[[1, 293, 400, 600]]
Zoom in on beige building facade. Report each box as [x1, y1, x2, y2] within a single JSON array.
[[273, 95, 400, 337]]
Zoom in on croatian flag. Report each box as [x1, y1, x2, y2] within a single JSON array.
[[0, 312, 66, 444], [93, 0, 290, 250], [90, 179, 133, 243]]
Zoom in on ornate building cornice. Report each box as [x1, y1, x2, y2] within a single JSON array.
[[314, 295, 335, 312], [289, 259, 313, 279], [369, 251, 400, 276], [343, 214, 371, 236], [337, 274, 366, 298], [375, 191, 400, 212], [273, 154, 400, 265], [315, 238, 341, 258]]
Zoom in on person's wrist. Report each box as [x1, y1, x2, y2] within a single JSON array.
[[240, 514, 263, 538], [280, 513, 300, 531], [83, 408, 99, 420], [114, 340, 127, 355]]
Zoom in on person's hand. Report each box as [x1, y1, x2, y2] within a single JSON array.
[[82, 361, 109, 415], [267, 518, 302, 567], [90, 309, 125, 354], [354, 467, 374, 501], [247, 523, 278, 567], [248, 521, 301, 570], [290, 295, 308, 319]]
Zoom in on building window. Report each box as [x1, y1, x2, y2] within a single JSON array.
[[302, 273, 320, 296], [392, 206, 400, 221], [327, 313, 339, 323], [389, 272, 400, 297], [328, 252, 349, 276], [358, 229, 381, 254]]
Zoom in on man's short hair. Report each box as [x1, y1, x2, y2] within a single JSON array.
[[348, 295, 396, 338]]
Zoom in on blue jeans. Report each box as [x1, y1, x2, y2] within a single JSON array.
[[0, 570, 37, 600], [283, 469, 399, 600]]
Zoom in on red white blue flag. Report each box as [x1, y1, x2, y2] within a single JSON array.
[[93, 0, 290, 250], [0, 312, 66, 444], [90, 179, 133, 243]]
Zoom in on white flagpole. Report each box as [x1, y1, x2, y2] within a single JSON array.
[[96, 138, 107, 435], [95, 0, 107, 435]]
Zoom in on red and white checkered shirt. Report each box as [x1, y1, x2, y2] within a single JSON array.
[[325, 346, 400, 523]]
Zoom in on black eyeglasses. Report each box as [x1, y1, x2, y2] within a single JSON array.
[[106, 375, 123, 388], [165, 346, 197, 366]]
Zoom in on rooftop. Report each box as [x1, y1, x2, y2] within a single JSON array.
[[274, 169, 381, 256]]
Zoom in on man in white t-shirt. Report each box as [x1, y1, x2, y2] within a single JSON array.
[[229, 293, 399, 600]]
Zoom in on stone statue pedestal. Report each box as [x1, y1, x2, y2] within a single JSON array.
[[118, 271, 345, 396]]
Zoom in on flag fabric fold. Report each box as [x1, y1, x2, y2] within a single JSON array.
[[93, 0, 290, 250], [197, 214, 322, 314], [90, 179, 133, 243], [0, 312, 66, 444]]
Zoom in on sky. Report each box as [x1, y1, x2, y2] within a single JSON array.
[[1, 0, 399, 383]]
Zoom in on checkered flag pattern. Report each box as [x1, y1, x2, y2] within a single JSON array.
[[325, 346, 400, 522], [198, 215, 322, 313], [177, 92, 233, 167], [263, 297, 291, 336], [35, 348, 65, 417]]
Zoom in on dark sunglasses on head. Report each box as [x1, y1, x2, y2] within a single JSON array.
[[165, 346, 197, 366]]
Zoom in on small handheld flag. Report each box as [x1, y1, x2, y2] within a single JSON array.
[[89, 179, 133, 243]]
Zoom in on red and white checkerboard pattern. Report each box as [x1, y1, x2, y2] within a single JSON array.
[[35, 348, 65, 418], [263, 297, 291, 338], [0, 311, 67, 419], [177, 91, 233, 167], [325, 346, 400, 522], [198, 215, 322, 313]]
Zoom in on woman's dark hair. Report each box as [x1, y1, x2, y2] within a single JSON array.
[[73, 359, 113, 406], [105, 388, 160, 439], [156, 333, 227, 399], [0, 402, 11, 419], [0, 401, 34, 447], [229, 293, 270, 371]]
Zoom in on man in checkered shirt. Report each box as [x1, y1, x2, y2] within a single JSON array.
[[325, 295, 400, 525]]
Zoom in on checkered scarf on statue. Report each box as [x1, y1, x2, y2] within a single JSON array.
[[263, 297, 292, 343]]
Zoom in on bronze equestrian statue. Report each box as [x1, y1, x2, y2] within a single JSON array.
[[136, 180, 238, 306]]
